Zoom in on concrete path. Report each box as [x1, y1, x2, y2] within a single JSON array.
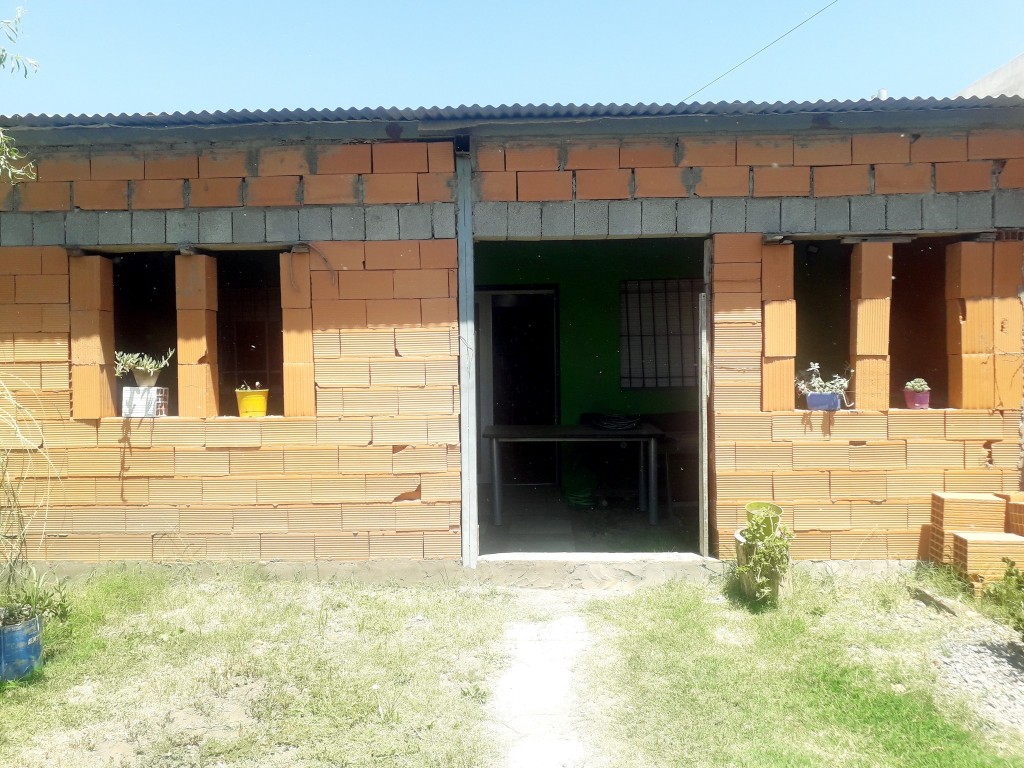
[[487, 590, 607, 768]]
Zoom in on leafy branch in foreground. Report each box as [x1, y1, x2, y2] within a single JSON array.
[[0, 7, 35, 183]]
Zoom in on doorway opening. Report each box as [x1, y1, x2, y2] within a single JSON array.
[[474, 239, 705, 555]]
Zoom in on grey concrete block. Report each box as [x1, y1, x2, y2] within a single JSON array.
[[995, 190, 1024, 227], [710, 199, 746, 233], [365, 206, 399, 240], [641, 200, 676, 235], [609, 200, 642, 236], [474, 202, 508, 239], [332, 206, 366, 240], [922, 194, 958, 231], [166, 210, 199, 246], [540, 202, 573, 239], [266, 209, 299, 242], [432, 203, 456, 239], [198, 210, 232, 244], [0, 214, 32, 246], [507, 203, 542, 238], [398, 204, 432, 240], [232, 210, 266, 243], [781, 198, 814, 233], [132, 211, 165, 244], [815, 198, 850, 233], [676, 198, 711, 234], [299, 207, 332, 241], [745, 198, 781, 233], [574, 201, 609, 237], [850, 196, 885, 232], [885, 195, 923, 231], [97, 211, 131, 244], [33, 213, 65, 246], [65, 211, 99, 246], [956, 193, 993, 230]]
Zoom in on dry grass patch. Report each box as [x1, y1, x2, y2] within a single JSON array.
[[0, 564, 512, 768]]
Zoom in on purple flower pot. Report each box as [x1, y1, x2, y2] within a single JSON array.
[[903, 389, 930, 409]]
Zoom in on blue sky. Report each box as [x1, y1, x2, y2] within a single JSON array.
[[1, 0, 1022, 117]]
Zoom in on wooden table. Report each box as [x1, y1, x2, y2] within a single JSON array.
[[482, 424, 662, 527]]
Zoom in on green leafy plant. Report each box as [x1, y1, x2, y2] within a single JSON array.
[[982, 558, 1024, 639], [795, 362, 850, 395], [114, 348, 175, 378], [735, 501, 794, 604], [904, 378, 930, 392], [1, 567, 69, 627]]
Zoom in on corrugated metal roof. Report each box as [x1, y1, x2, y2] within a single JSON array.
[[3, 95, 1022, 129]]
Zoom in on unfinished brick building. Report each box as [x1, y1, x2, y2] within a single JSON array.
[[0, 96, 1022, 565]]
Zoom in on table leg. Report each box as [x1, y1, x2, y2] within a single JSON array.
[[491, 438, 503, 526], [648, 437, 658, 526], [638, 441, 647, 513]]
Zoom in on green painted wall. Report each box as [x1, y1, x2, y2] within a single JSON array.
[[475, 240, 704, 425]]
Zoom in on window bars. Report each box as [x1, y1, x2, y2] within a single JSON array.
[[620, 279, 700, 388]]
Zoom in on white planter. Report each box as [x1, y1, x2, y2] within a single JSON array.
[[122, 387, 168, 417]]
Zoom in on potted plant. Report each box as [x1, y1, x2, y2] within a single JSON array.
[[115, 349, 174, 417], [734, 501, 794, 604], [795, 362, 850, 411], [903, 378, 931, 410], [114, 348, 175, 387], [235, 381, 269, 418]]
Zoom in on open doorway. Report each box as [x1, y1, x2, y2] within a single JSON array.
[[474, 239, 705, 555]]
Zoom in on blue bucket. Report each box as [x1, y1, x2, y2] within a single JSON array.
[[0, 615, 42, 682]]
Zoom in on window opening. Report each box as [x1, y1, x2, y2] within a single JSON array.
[[794, 241, 851, 381], [620, 278, 700, 388], [113, 252, 178, 416], [890, 238, 953, 408], [216, 253, 283, 416]]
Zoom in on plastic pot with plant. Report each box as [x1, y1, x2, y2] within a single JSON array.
[[795, 362, 850, 411], [903, 378, 930, 410], [235, 381, 269, 418], [114, 348, 175, 387]]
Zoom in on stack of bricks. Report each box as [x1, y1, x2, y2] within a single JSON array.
[[849, 243, 892, 410], [947, 241, 1024, 409], [929, 492, 1006, 563], [1008, 499, 1024, 535], [175, 252, 220, 417], [952, 531, 1024, 593], [940, 491, 1024, 592], [711, 234, 763, 412], [10, 142, 455, 212], [762, 241, 796, 411], [0, 246, 71, 425]]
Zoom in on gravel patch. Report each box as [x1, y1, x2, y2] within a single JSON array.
[[933, 613, 1024, 738]]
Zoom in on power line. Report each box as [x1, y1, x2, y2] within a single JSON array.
[[682, 0, 841, 102]]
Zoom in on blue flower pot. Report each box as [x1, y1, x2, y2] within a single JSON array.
[[0, 615, 42, 682], [805, 392, 841, 411]]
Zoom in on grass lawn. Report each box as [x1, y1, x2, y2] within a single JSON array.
[[0, 564, 513, 768], [583, 570, 1024, 768]]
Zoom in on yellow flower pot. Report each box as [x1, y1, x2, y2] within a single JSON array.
[[235, 389, 269, 418]]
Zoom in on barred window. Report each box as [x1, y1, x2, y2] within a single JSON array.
[[619, 279, 700, 388]]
